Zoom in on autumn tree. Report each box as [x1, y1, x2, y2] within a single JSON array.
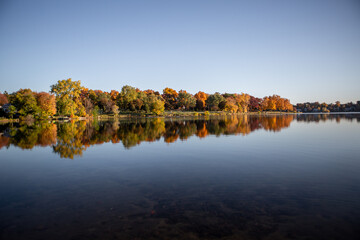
[[79, 88, 94, 115], [88, 89, 99, 104], [284, 99, 294, 111], [3, 81, 300, 117], [36, 92, 56, 117], [224, 97, 238, 113], [0, 92, 9, 106], [234, 93, 250, 112], [144, 89, 160, 96], [249, 96, 261, 111], [148, 94, 165, 115], [110, 90, 119, 102], [194, 91, 208, 110], [276, 97, 286, 111], [260, 95, 293, 112], [261, 96, 276, 111], [139, 93, 165, 115], [177, 90, 196, 110], [162, 88, 178, 110], [50, 78, 85, 117]]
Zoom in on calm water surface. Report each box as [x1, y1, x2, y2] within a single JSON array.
[[0, 114, 360, 240]]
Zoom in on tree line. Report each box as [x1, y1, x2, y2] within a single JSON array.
[[1, 78, 296, 119], [295, 101, 360, 113]]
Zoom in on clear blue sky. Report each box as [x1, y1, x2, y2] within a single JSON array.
[[0, 0, 359, 104]]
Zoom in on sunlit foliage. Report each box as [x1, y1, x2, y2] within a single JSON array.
[[10, 89, 39, 117], [261, 95, 293, 112], [2, 79, 303, 119], [194, 91, 208, 110], [36, 92, 56, 117], [118, 85, 138, 110], [147, 94, 165, 115], [162, 87, 178, 110], [110, 90, 119, 102], [234, 93, 250, 112], [50, 78, 85, 117], [224, 97, 238, 113]]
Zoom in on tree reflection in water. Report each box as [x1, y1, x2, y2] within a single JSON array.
[[1, 114, 359, 159], [0, 122, 57, 150]]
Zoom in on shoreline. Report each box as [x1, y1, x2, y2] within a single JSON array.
[[2, 111, 360, 124]]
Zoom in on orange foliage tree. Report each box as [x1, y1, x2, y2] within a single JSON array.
[[261, 95, 293, 111], [194, 91, 208, 110], [36, 92, 56, 117], [162, 87, 178, 110], [224, 97, 238, 113], [234, 93, 250, 112], [110, 90, 119, 102]]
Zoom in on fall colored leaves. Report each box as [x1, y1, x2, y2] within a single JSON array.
[[0, 78, 294, 119]]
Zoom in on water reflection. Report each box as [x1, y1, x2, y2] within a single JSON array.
[[1, 113, 360, 240], [0, 122, 57, 149], [0, 114, 359, 159]]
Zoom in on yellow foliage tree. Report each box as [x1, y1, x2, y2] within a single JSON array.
[[50, 78, 85, 117]]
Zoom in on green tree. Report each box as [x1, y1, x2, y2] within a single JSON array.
[[206, 92, 225, 111], [10, 89, 39, 117], [97, 92, 113, 114], [117, 85, 138, 111], [177, 90, 196, 110], [8, 105, 17, 119]]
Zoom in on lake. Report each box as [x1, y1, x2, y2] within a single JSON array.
[[0, 114, 360, 240]]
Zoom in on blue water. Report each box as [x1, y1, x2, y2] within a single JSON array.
[[0, 114, 359, 239]]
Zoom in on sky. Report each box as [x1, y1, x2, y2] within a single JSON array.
[[0, 0, 359, 104]]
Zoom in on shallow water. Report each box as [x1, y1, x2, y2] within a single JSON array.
[[0, 114, 360, 239]]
